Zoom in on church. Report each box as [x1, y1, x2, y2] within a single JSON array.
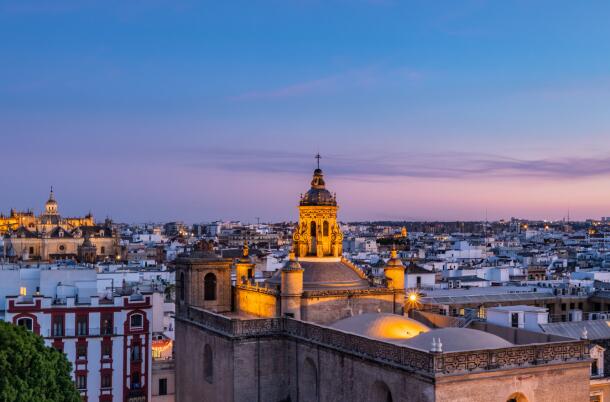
[[1, 189, 119, 262], [175, 165, 591, 402]]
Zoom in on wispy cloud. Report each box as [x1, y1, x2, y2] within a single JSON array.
[[176, 148, 610, 180], [227, 66, 423, 101]]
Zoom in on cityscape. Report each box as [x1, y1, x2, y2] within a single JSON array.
[[3, 2, 610, 402]]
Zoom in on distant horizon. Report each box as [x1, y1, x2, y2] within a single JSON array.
[[3, 2, 610, 222], [0, 185, 605, 227]]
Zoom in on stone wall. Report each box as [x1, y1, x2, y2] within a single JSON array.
[[236, 286, 279, 318], [435, 362, 591, 402], [176, 307, 591, 402]]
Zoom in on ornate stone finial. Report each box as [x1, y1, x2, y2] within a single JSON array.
[[390, 244, 398, 259], [315, 153, 321, 170], [581, 327, 588, 340], [437, 337, 443, 352], [243, 240, 249, 257], [430, 337, 438, 352]]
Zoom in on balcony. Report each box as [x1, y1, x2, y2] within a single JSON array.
[[45, 327, 117, 338]]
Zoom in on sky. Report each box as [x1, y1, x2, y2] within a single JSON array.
[[2, 0, 610, 223]]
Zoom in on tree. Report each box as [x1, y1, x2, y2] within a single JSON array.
[[0, 321, 80, 402]]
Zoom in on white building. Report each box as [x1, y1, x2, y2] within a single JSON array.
[[1, 265, 153, 402]]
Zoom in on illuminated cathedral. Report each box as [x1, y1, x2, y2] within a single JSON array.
[[174, 161, 591, 402], [1, 188, 119, 262]]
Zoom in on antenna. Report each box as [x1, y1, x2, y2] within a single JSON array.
[[315, 153, 321, 169]]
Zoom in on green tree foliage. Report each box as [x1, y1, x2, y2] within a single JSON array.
[[0, 321, 80, 402]]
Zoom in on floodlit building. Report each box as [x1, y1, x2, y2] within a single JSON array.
[[175, 166, 591, 402]]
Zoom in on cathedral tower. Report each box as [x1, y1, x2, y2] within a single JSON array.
[[44, 187, 59, 215], [293, 156, 343, 258]]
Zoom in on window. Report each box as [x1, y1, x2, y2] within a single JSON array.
[[101, 373, 112, 389], [101, 314, 113, 335], [204, 344, 213, 383], [130, 314, 143, 329], [76, 316, 87, 336], [310, 221, 316, 237], [76, 344, 87, 360], [16, 317, 33, 331], [52, 316, 64, 337], [323, 221, 329, 236], [59, 244, 65, 251], [131, 372, 141, 389], [76, 375, 87, 390], [131, 345, 141, 362], [204, 273, 217, 301], [100, 246, 106, 254], [511, 313, 519, 328], [29, 247, 34, 255], [159, 378, 167, 396], [102, 342, 112, 358], [180, 272, 185, 302], [416, 276, 422, 288]]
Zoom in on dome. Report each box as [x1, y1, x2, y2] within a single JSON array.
[[330, 313, 430, 341], [300, 169, 336, 206], [402, 327, 513, 352], [267, 259, 369, 290]]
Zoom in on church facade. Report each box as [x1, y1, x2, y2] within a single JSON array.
[[175, 166, 591, 402], [1, 189, 119, 262]]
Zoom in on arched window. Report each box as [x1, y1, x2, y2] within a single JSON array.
[[180, 272, 185, 302], [300, 358, 318, 402], [372, 381, 393, 402], [323, 221, 329, 236], [204, 273, 217, 301], [130, 313, 143, 329], [204, 344, 213, 383], [310, 221, 316, 237], [16, 317, 33, 331], [507, 393, 528, 402]]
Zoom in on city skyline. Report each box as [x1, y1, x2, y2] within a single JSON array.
[[3, 1, 610, 222]]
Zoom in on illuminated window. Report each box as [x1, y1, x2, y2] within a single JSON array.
[[19, 287, 27, 296]]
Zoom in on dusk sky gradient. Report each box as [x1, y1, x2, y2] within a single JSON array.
[[2, 1, 610, 223]]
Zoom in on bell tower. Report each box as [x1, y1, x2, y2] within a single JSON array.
[[293, 155, 343, 258]]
